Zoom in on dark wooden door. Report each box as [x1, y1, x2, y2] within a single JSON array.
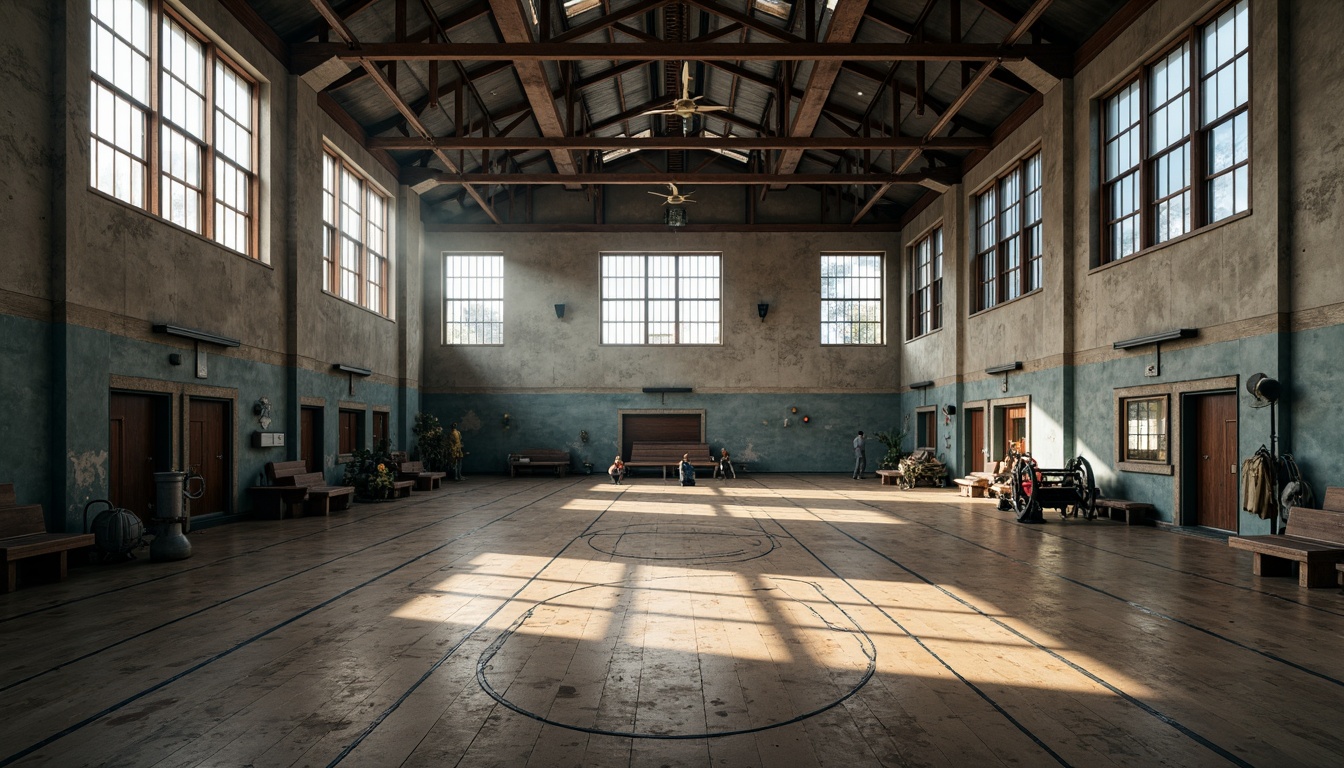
[[1191, 392, 1238, 531], [967, 408, 985, 470], [621, 413, 701, 463], [373, 411, 390, 451], [189, 399, 230, 518], [110, 392, 168, 522], [301, 407, 322, 473]]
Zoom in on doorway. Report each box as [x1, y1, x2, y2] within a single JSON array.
[[109, 391, 171, 522], [1001, 405, 1028, 455], [966, 408, 985, 471], [188, 398, 231, 518], [301, 406, 323, 473], [1186, 392, 1238, 531]]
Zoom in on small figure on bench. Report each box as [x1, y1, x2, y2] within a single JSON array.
[[679, 454, 696, 487], [714, 448, 736, 480], [609, 456, 626, 485]]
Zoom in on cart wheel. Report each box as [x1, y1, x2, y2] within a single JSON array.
[[1075, 455, 1097, 520]]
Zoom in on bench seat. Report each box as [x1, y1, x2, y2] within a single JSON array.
[[1094, 498, 1155, 525], [1, 488, 93, 592], [1228, 493, 1344, 587], [508, 450, 572, 477], [627, 443, 715, 479], [399, 461, 446, 490], [260, 462, 357, 516]]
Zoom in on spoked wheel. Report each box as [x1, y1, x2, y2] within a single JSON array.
[[1075, 456, 1097, 520], [1012, 457, 1044, 524]]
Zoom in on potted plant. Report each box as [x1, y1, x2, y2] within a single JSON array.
[[412, 412, 450, 472], [873, 416, 910, 471], [343, 441, 399, 501]]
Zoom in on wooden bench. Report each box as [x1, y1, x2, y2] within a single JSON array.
[[508, 450, 572, 477], [1228, 488, 1344, 588], [1094, 498, 1156, 525], [399, 461, 446, 490], [877, 470, 901, 486], [0, 483, 94, 593], [260, 461, 360, 517], [627, 443, 716, 479], [954, 462, 1002, 498]]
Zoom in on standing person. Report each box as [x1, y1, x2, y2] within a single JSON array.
[[716, 448, 736, 480], [679, 454, 696, 486], [852, 431, 867, 480], [448, 422, 465, 481], [608, 456, 626, 485]]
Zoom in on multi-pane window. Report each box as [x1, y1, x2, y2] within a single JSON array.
[[973, 153, 1042, 312], [1122, 397, 1168, 462], [821, 254, 884, 345], [908, 229, 942, 340], [322, 148, 392, 315], [601, 254, 721, 345], [1102, 0, 1250, 263], [444, 254, 504, 344], [90, 0, 257, 256]]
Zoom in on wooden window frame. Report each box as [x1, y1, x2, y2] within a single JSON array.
[[1099, 0, 1251, 265], [1121, 395, 1170, 464], [444, 253, 505, 345], [337, 408, 364, 460], [600, 253, 723, 346], [89, 0, 258, 258], [907, 228, 942, 340], [322, 146, 392, 316], [820, 253, 885, 346], [972, 151, 1042, 313]]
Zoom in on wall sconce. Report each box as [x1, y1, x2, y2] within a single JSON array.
[[790, 406, 797, 414], [580, 430, 589, 443], [758, 303, 769, 322], [555, 303, 566, 319], [801, 415, 810, 424], [502, 413, 511, 430]]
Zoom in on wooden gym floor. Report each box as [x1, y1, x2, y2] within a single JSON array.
[[2, 475, 1343, 767]]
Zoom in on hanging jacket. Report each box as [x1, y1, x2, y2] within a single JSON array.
[[1241, 451, 1276, 520]]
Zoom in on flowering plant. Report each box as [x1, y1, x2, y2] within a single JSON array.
[[343, 442, 399, 500]]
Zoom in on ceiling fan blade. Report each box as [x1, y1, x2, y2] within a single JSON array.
[[647, 191, 668, 197], [681, 61, 691, 101], [668, 183, 679, 195], [639, 108, 676, 116], [696, 105, 730, 112]]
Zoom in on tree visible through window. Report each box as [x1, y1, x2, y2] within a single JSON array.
[[444, 254, 505, 345], [821, 254, 884, 345], [600, 254, 721, 345], [90, 0, 257, 256]]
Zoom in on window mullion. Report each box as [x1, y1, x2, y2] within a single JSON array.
[[1189, 37, 1205, 228], [148, 0, 163, 218], [203, 46, 216, 243]]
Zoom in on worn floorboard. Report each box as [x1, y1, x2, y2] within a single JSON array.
[[2, 476, 1343, 767]]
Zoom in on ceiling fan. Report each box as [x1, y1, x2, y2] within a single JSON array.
[[648, 182, 696, 205], [641, 62, 730, 121]]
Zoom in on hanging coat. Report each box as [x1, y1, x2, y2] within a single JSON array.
[[679, 460, 696, 486], [1241, 453, 1276, 520]]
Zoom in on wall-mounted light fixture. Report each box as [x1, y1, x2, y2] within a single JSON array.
[[333, 363, 373, 395], [909, 380, 935, 390], [502, 412, 511, 429], [985, 361, 1022, 393], [790, 406, 798, 414], [758, 303, 769, 322], [580, 430, 589, 443], [555, 303, 566, 319], [801, 415, 811, 424], [1113, 328, 1197, 378]]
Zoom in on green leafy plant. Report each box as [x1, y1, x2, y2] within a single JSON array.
[[343, 441, 399, 500], [873, 415, 911, 470], [413, 412, 449, 472]]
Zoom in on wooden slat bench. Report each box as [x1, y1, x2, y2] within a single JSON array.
[[1, 483, 93, 593], [508, 450, 572, 477], [399, 461, 446, 490], [877, 470, 901, 486], [261, 461, 360, 516], [1228, 488, 1344, 587], [627, 443, 715, 480], [953, 462, 1002, 498], [1094, 498, 1156, 525]]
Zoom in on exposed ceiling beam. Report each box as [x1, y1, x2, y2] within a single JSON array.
[[405, 171, 956, 186], [549, 0, 668, 42], [772, 0, 871, 187], [321, 0, 494, 90], [970, 0, 1071, 46], [286, 0, 381, 44], [292, 41, 1068, 66], [680, 0, 804, 43], [488, 0, 580, 185], [305, 0, 502, 223], [369, 136, 992, 150]]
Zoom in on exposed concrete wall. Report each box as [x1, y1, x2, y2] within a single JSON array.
[[420, 230, 901, 393]]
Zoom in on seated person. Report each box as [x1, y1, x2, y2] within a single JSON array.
[[715, 448, 736, 480], [608, 456, 626, 485]]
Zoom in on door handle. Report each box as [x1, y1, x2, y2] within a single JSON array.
[[1230, 464, 1236, 475], [216, 455, 223, 460], [1202, 455, 1209, 460]]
